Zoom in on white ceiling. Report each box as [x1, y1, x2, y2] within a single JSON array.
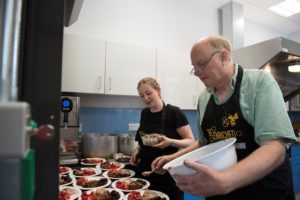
[[205, 0, 300, 35]]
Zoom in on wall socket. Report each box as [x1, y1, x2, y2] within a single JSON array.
[[128, 123, 140, 131]]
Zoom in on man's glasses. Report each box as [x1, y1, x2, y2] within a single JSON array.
[[190, 51, 221, 75]]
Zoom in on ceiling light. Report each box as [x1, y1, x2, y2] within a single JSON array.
[[269, 0, 300, 17]]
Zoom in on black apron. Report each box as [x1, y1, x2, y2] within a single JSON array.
[[201, 66, 295, 200], [134, 104, 184, 200]]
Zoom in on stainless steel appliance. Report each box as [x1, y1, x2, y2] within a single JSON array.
[[233, 37, 300, 102], [59, 95, 81, 165], [82, 133, 118, 158]]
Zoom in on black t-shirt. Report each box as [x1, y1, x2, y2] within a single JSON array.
[[134, 103, 188, 200], [135, 104, 189, 167]]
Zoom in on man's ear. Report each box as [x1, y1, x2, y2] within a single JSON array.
[[221, 50, 230, 63]]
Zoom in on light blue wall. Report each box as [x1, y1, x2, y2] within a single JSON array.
[[80, 107, 199, 139]]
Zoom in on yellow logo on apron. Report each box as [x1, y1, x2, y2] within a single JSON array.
[[222, 113, 238, 127]]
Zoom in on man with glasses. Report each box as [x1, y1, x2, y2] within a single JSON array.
[[152, 35, 296, 200]]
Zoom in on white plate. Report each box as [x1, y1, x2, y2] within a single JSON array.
[[97, 161, 125, 170], [59, 186, 82, 200], [79, 187, 124, 200], [59, 174, 76, 187], [71, 167, 101, 177], [111, 178, 150, 193], [124, 190, 169, 200], [73, 176, 111, 190], [59, 166, 71, 175], [102, 169, 135, 180], [81, 158, 106, 166]]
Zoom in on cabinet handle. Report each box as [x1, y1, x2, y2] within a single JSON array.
[[98, 75, 102, 91], [109, 77, 112, 91]]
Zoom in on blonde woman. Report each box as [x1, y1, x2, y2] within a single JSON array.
[[130, 77, 195, 200]]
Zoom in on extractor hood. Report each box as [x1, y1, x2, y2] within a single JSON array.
[[233, 37, 300, 101]]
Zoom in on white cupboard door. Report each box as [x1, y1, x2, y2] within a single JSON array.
[[105, 42, 156, 96], [157, 49, 199, 110], [62, 34, 106, 94]]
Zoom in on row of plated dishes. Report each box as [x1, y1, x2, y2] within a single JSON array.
[[59, 157, 169, 200]]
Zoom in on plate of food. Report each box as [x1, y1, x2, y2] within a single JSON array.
[[81, 157, 106, 166], [59, 166, 71, 175], [113, 153, 131, 164], [80, 187, 124, 200], [59, 174, 75, 187], [97, 161, 125, 170], [74, 176, 111, 190], [71, 167, 101, 177], [111, 178, 150, 193], [59, 186, 82, 200], [124, 190, 169, 200], [102, 168, 135, 180]]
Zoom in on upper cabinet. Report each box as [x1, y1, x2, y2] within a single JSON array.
[[62, 34, 106, 94], [157, 49, 203, 110], [62, 34, 156, 96], [61, 34, 205, 109], [105, 41, 156, 95]]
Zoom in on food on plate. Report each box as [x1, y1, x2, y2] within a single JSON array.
[[59, 189, 72, 200], [59, 186, 81, 200], [81, 188, 121, 200], [141, 133, 162, 146], [116, 157, 130, 163], [82, 158, 106, 165], [100, 161, 122, 170], [59, 187, 77, 200], [100, 161, 124, 170], [73, 168, 97, 176], [59, 166, 71, 174], [113, 153, 131, 163], [76, 177, 109, 188], [127, 190, 167, 200], [107, 168, 131, 178], [59, 174, 73, 186], [115, 178, 147, 190]]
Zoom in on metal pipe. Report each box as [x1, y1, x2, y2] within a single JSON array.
[[0, 0, 23, 102]]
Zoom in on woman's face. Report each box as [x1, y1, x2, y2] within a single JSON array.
[[138, 83, 161, 109]]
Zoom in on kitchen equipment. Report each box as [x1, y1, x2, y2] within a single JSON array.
[[163, 138, 237, 176], [233, 37, 300, 102], [82, 133, 118, 158], [59, 95, 81, 165], [118, 134, 138, 156]]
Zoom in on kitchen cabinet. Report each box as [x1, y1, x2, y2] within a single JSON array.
[[157, 49, 204, 110], [105, 41, 156, 95], [62, 35, 156, 96], [62, 34, 106, 94]]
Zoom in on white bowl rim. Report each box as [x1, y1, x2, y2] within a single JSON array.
[[163, 137, 237, 169]]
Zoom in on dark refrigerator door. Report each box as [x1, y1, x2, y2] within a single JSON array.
[[19, 0, 64, 199]]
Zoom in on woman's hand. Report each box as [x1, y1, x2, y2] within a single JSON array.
[[153, 136, 174, 149], [130, 147, 140, 166], [151, 155, 173, 174]]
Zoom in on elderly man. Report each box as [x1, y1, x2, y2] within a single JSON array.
[[152, 35, 296, 200]]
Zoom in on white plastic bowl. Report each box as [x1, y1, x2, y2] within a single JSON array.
[[163, 138, 237, 175]]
